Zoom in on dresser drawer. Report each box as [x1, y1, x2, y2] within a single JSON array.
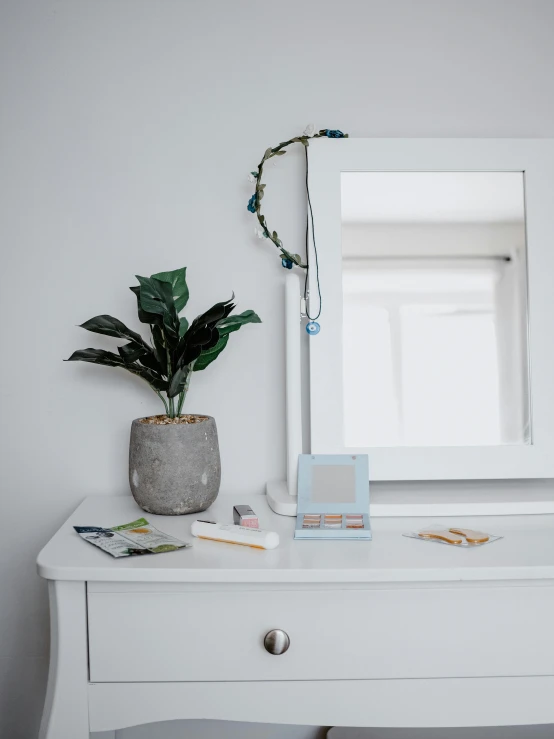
[[87, 587, 554, 682]]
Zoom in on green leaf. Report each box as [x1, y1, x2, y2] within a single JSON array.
[[151, 324, 167, 374], [116, 342, 164, 376], [79, 315, 148, 349], [275, 150, 286, 155], [66, 348, 167, 391], [135, 275, 179, 341], [179, 343, 204, 369], [78, 315, 164, 373], [174, 295, 233, 370], [194, 310, 261, 372], [175, 298, 232, 370], [179, 317, 189, 338], [66, 348, 125, 367], [129, 285, 162, 326], [193, 334, 229, 372], [217, 310, 262, 336], [189, 326, 212, 346], [118, 342, 148, 364], [151, 267, 189, 313], [138, 348, 165, 375], [202, 327, 221, 350], [135, 276, 171, 317], [126, 364, 167, 392], [188, 297, 234, 332], [167, 364, 192, 398], [175, 323, 221, 368]]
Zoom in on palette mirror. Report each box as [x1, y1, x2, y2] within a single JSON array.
[[311, 464, 356, 503]]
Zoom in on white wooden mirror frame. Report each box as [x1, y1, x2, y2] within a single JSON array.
[[307, 138, 554, 481]]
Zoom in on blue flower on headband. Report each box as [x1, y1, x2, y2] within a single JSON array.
[[247, 194, 257, 213], [325, 129, 345, 138], [281, 258, 293, 269]]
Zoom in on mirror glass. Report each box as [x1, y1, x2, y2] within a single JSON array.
[[341, 172, 530, 448]]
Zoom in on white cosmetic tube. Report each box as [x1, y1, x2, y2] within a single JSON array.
[[191, 520, 279, 550]]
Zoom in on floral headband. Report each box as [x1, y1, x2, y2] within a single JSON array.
[[247, 124, 348, 270]]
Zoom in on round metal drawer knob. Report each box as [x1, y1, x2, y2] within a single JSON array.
[[264, 629, 290, 655]]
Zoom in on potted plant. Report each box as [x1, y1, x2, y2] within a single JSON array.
[[67, 267, 261, 515]]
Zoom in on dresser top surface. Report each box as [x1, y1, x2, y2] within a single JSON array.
[[37, 494, 554, 583]]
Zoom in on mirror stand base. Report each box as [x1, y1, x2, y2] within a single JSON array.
[[266, 480, 298, 517], [266, 479, 554, 518]]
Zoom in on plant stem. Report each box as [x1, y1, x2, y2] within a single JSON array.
[[153, 388, 169, 415], [165, 343, 175, 418], [177, 364, 194, 415], [177, 383, 186, 415]]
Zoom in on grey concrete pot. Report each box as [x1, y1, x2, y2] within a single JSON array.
[[129, 416, 221, 515]]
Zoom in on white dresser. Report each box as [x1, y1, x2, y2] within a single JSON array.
[[37, 495, 554, 737]]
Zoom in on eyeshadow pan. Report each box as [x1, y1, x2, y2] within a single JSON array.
[[300, 510, 368, 533], [302, 514, 321, 529]]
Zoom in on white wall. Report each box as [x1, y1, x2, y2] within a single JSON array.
[[1, 1, 554, 737]]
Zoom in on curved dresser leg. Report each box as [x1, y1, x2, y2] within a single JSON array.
[[39, 581, 90, 739]]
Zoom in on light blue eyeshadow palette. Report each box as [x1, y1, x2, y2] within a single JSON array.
[[294, 454, 371, 540]]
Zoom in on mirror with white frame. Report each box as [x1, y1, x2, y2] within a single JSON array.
[[307, 139, 554, 480], [341, 171, 530, 449]]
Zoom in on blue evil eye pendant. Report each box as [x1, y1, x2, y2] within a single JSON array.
[[306, 321, 320, 336]]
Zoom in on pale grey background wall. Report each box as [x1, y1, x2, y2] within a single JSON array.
[[1, 1, 554, 737]]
